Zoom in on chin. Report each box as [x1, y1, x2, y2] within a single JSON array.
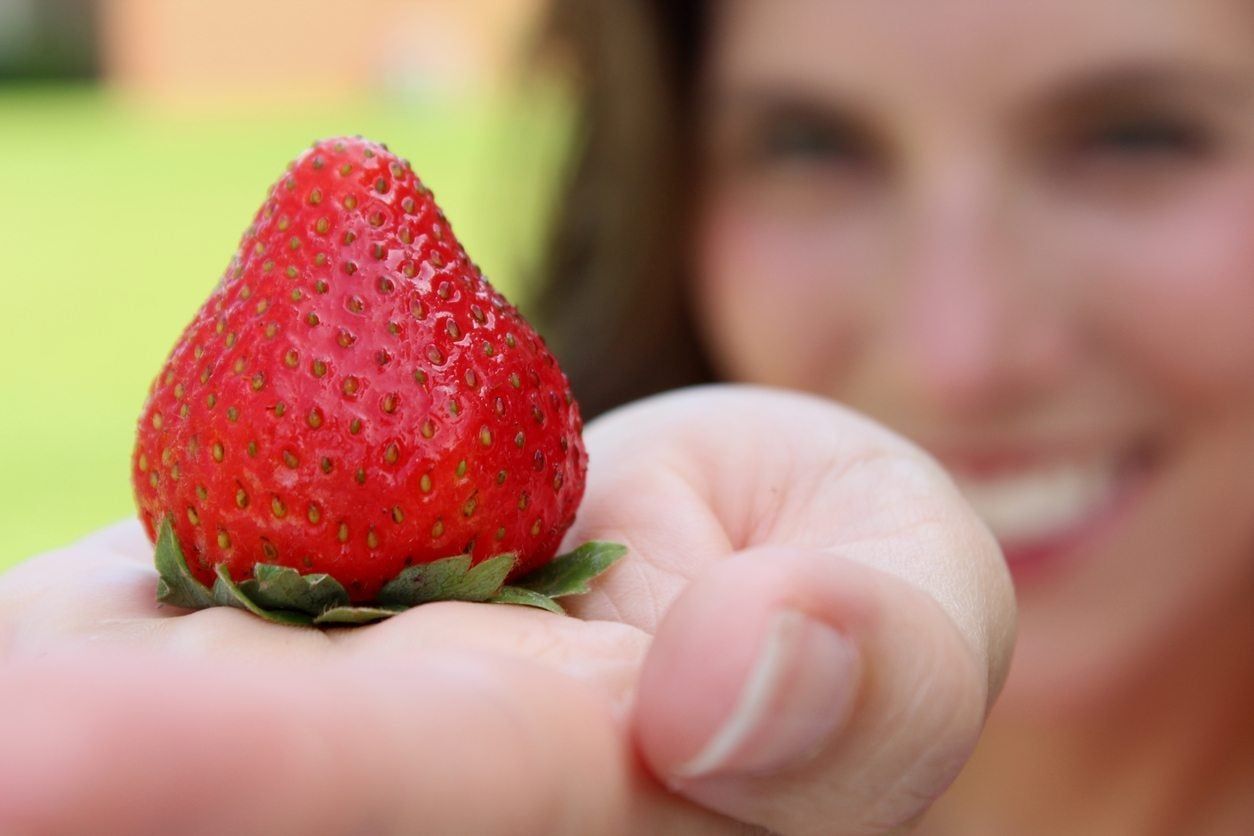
[[993, 552, 1243, 720]]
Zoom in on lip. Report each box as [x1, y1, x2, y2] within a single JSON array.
[[934, 443, 1158, 586], [999, 460, 1151, 586], [931, 443, 1115, 476]]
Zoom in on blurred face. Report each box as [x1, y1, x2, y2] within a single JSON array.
[[695, 0, 1254, 710]]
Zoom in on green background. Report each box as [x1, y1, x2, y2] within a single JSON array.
[[0, 87, 568, 571]]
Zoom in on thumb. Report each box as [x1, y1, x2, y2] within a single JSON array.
[[634, 546, 1013, 835]]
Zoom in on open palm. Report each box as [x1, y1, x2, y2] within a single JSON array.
[[0, 386, 1015, 836]]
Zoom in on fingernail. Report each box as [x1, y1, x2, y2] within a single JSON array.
[[672, 610, 859, 780]]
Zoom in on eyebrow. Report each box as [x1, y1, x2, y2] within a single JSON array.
[[701, 85, 884, 135], [698, 88, 892, 163], [699, 61, 1254, 150], [1031, 61, 1254, 115]]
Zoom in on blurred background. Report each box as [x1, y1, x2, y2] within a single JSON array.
[[0, 0, 568, 568]]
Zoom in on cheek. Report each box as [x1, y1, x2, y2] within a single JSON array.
[[694, 198, 870, 388], [1089, 178, 1254, 401]]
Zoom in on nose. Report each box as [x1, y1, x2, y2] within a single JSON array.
[[887, 164, 1070, 417]]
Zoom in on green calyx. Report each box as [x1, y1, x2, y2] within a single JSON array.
[[153, 517, 625, 627]]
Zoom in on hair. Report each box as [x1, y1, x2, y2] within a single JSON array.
[[534, 0, 714, 419]]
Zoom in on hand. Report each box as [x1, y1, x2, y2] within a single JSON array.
[[0, 385, 1015, 835]]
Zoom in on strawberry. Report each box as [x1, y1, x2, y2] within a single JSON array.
[[133, 136, 617, 622]]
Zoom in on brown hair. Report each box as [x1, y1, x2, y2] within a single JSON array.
[[534, 0, 714, 419]]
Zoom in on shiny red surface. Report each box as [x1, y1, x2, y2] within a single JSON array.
[[133, 137, 586, 602]]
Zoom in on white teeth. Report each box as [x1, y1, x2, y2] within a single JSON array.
[[953, 459, 1120, 547]]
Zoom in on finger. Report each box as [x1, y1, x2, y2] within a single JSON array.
[[635, 545, 1010, 836], [73, 518, 153, 562], [340, 600, 652, 716], [0, 649, 738, 836], [560, 385, 1016, 646], [0, 524, 652, 721], [0, 531, 167, 655]]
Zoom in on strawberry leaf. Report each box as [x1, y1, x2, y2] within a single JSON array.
[[512, 542, 627, 599], [491, 586, 566, 614], [212, 565, 314, 626], [153, 516, 215, 610], [151, 523, 624, 627], [313, 605, 409, 626], [376, 552, 517, 607], [237, 564, 350, 616]]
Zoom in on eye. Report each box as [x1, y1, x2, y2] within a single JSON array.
[[1075, 115, 1208, 159], [756, 114, 874, 168]]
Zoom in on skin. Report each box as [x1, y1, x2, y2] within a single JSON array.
[[695, 0, 1254, 831], [10, 1, 1253, 831], [0, 388, 1013, 836]]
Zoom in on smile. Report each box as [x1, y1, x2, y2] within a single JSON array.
[[945, 445, 1155, 584]]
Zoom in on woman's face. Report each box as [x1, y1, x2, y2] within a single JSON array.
[[695, 0, 1254, 710]]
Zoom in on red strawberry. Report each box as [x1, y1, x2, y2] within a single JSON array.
[[133, 136, 588, 607]]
